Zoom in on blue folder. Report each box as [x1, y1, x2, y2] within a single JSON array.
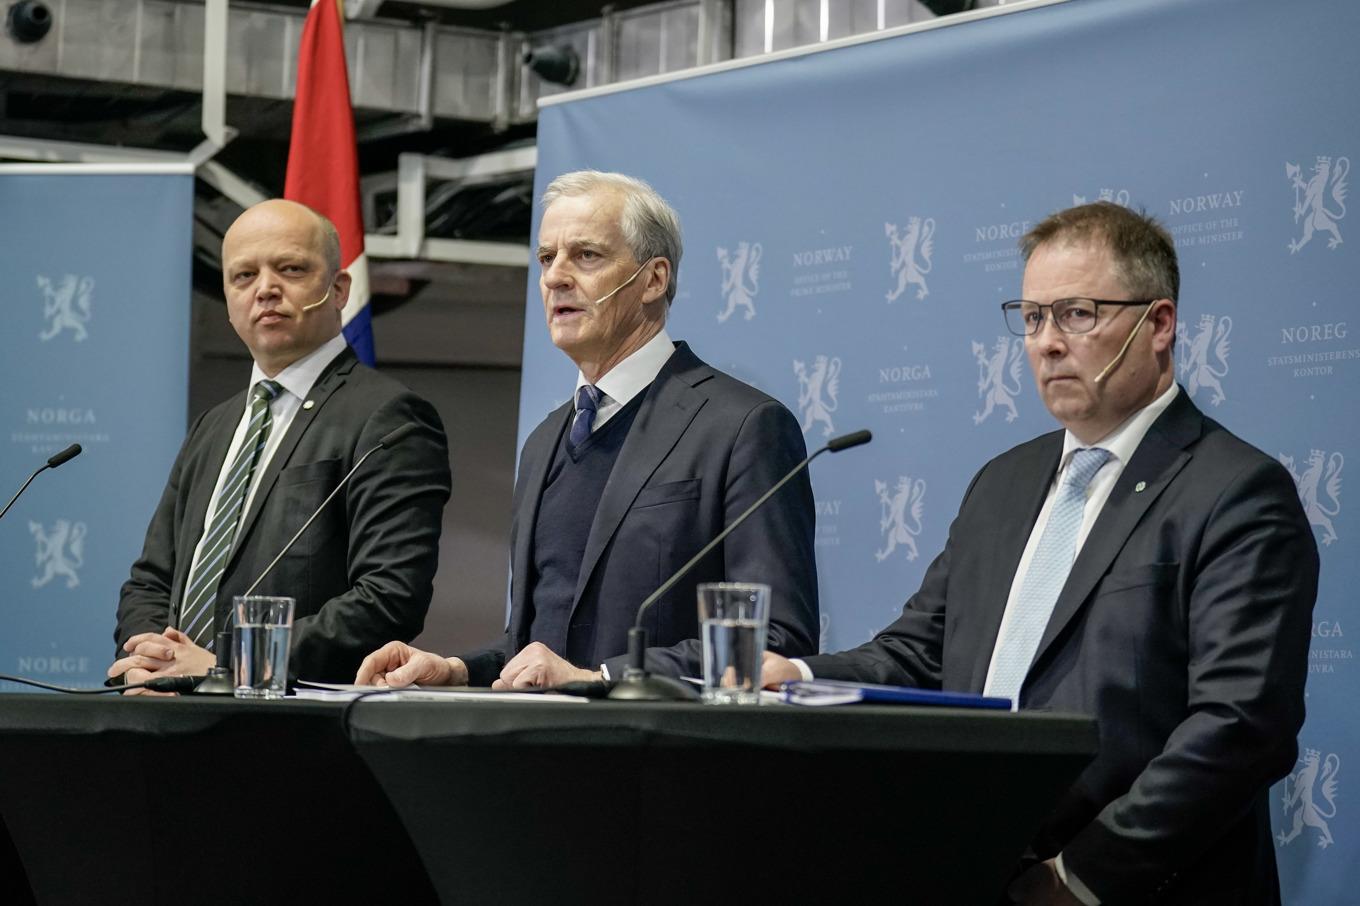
[[780, 679, 1012, 710]]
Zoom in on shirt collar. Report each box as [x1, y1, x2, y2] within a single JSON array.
[[1058, 382, 1180, 473], [249, 334, 349, 402], [575, 328, 675, 407]]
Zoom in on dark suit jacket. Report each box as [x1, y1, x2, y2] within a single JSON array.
[[803, 389, 1316, 906], [115, 347, 451, 682], [462, 341, 819, 685]]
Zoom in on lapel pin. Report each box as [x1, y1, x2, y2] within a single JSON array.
[[1134, 481, 1147, 493], [303, 400, 315, 411]]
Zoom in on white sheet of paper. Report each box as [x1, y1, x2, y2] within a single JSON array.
[[291, 680, 586, 703]]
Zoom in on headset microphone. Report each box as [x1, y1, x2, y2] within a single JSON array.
[[1094, 302, 1156, 384], [301, 288, 331, 313], [589, 261, 650, 307]]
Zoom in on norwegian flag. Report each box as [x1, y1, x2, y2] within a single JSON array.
[[284, 0, 374, 365]]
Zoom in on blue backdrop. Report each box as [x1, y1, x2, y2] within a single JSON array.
[[0, 168, 193, 691], [522, 0, 1358, 900]]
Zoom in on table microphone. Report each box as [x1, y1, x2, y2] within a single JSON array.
[[1, 673, 200, 694], [0, 443, 82, 522], [192, 630, 236, 696], [239, 422, 418, 599], [608, 428, 872, 702]]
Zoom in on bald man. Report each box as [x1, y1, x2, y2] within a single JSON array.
[[110, 200, 451, 690]]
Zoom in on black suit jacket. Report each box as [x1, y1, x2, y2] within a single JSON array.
[[462, 341, 819, 685], [115, 347, 451, 682], [804, 390, 1316, 906]]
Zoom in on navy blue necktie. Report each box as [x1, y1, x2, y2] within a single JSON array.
[[569, 385, 600, 446]]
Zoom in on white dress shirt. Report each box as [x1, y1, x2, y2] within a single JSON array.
[[574, 328, 676, 432], [179, 334, 349, 614]]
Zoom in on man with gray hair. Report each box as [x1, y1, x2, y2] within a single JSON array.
[[358, 170, 818, 689]]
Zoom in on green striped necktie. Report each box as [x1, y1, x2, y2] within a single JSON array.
[[179, 379, 283, 647]]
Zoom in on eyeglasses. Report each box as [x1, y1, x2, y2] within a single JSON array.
[[1001, 298, 1154, 337]]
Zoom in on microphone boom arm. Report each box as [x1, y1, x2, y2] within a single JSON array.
[[0, 468, 47, 523], [631, 445, 830, 634], [240, 432, 399, 598], [615, 429, 871, 696]]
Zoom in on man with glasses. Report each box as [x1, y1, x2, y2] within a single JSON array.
[[764, 202, 1316, 906]]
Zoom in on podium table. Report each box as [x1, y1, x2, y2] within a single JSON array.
[[346, 699, 1097, 904], [0, 695, 435, 906], [0, 695, 1096, 905]]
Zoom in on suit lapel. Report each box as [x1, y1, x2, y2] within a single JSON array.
[[966, 436, 1063, 692], [509, 401, 572, 645], [572, 344, 708, 607], [1029, 391, 1203, 674], [226, 349, 357, 569]]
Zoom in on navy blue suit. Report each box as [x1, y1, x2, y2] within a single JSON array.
[[804, 390, 1316, 905], [462, 341, 819, 685]]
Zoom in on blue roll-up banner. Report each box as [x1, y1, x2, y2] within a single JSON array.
[[524, 0, 1358, 899], [0, 165, 193, 691]]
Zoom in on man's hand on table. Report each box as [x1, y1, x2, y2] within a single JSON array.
[[492, 642, 601, 690], [107, 627, 214, 696], [760, 651, 803, 689], [356, 641, 468, 688]]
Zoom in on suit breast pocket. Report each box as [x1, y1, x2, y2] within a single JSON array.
[[1089, 561, 1186, 745], [275, 459, 344, 554], [1096, 562, 1179, 596], [1090, 563, 1182, 633], [626, 478, 704, 593], [631, 477, 701, 509], [277, 459, 343, 488]]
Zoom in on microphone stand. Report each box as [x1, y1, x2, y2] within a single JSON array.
[[0, 444, 82, 522], [608, 430, 871, 702], [192, 631, 236, 696]]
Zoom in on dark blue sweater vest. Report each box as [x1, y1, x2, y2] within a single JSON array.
[[527, 393, 644, 660]]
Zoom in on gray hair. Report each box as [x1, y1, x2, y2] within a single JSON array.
[[315, 212, 342, 277], [541, 170, 683, 304], [291, 200, 342, 277]]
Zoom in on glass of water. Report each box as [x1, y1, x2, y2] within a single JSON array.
[[697, 582, 770, 705], [232, 595, 295, 699]]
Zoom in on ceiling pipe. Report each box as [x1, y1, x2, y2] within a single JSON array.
[[346, 0, 513, 15]]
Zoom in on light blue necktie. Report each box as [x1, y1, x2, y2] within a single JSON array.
[[989, 446, 1112, 704]]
